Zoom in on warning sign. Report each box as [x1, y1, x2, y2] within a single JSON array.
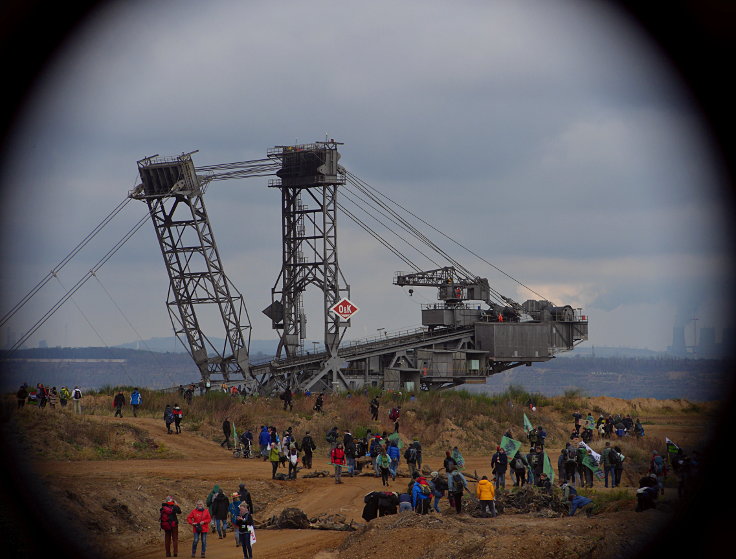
[[330, 298, 359, 320]]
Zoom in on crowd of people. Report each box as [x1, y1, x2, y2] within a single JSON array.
[[16, 382, 83, 413], [159, 482, 255, 558], [15, 380, 698, 546]]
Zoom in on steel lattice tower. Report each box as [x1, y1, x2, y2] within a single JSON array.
[[131, 152, 253, 386], [264, 141, 351, 390]]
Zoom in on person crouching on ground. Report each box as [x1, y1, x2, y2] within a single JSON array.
[[476, 475, 497, 517], [187, 500, 211, 558], [234, 502, 254, 559]]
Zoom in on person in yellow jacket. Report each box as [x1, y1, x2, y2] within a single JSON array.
[[476, 475, 497, 517]]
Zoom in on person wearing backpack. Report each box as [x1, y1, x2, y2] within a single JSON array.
[[411, 474, 432, 514], [429, 471, 446, 512], [113, 391, 125, 417], [172, 405, 183, 434], [160, 496, 182, 558], [164, 404, 174, 434], [649, 450, 668, 495], [511, 451, 528, 486], [130, 388, 142, 417], [613, 445, 625, 486], [301, 431, 317, 469], [377, 448, 391, 486], [447, 467, 470, 514], [526, 446, 543, 485], [602, 442, 617, 488], [387, 440, 400, 481], [228, 493, 242, 547], [389, 406, 401, 433], [404, 444, 419, 476], [187, 500, 212, 558]]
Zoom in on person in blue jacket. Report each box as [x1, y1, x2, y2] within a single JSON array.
[[562, 481, 594, 516], [411, 474, 431, 514], [387, 441, 400, 481], [228, 492, 242, 547], [130, 388, 142, 417], [258, 426, 270, 461]]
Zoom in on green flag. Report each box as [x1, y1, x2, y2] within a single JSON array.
[[581, 452, 604, 480], [542, 451, 555, 484], [387, 432, 403, 449], [523, 413, 533, 434], [665, 437, 680, 464], [231, 422, 238, 443], [500, 435, 522, 458]]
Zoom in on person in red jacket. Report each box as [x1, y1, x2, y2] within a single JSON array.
[[186, 500, 211, 558], [330, 443, 346, 484]]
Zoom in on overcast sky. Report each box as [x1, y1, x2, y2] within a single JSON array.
[[0, 0, 731, 354]]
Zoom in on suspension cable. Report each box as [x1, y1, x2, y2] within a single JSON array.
[[345, 171, 552, 304], [0, 195, 133, 328], [7, 213, 149, 355]]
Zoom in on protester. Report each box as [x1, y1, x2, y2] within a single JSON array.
[[173, 404, 183, 434], [636, 473, 659, 512], [377, 448, 391, 486], [164, 404, 174, 434], [411, 473, 431, 514], [387, 440, 400, 481], [649, 450, 668, 495], [301, 431, 316, 469], [16, 385, 28, 409], [389, 405, 401, 433], [404, 441, 420, 475], [398, 492, 413, 513], [447, 467, 470, 514], [258, 426, 270, 461], [288, 447, 299, 479], [511, 451, 528, 486], [130, 388, 142, 417], [280, 388, 293, 411], [561, 481, 594, 517], [613, 445, 625, 486], [370, 397, 380, 420], [476, 475, 497, 516], [314, 392, 324, 412], [160, 495, 182, 558], [187, 500, 211, 558], [221, 418, 232, 449], [72, 385, 83, 414], [237, 483, 254, 515], [535, 472, 552, 494], [429, 471, 446, 512], [234, 503, 254, 559], [211, 489, 230, 539], [59, 385, 71, 408], [228, 493, 242, 547], [491, 447, 507, 489], [269, 443, 281, 479], [450, 446, 463, 471], [330, 442, 346, 484]]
